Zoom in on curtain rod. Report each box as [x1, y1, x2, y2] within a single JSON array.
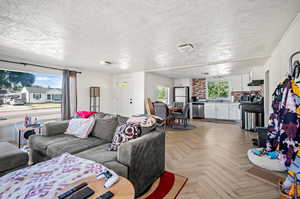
[[0, 59, 82, 74]]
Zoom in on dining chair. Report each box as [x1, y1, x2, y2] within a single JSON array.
[[145, 98, 155, 115], [171, 103, 190, 127], [153, 102, 168, 120]]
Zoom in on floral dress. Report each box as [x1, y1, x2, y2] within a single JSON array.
[[266, 78, 300, 167]]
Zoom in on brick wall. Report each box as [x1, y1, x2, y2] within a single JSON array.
[[192, 79, 206, 99]]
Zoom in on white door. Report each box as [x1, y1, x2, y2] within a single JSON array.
[[116, 79, 134, 116]]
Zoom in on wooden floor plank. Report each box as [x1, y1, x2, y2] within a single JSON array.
[[165, 120, 280, 199]]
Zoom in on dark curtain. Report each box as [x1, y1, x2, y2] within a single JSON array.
[[69, 71, 77, 117], [61, 70, 71, 120]]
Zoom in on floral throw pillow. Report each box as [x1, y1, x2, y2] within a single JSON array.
[[108, 123, 141, 151]]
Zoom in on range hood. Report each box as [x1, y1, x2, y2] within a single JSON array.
[[247, 80, 264, 86]]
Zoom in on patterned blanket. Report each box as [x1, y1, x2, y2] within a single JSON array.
[[0, 153, 106, 199]]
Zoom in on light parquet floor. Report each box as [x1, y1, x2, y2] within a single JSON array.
[[165, 120, 279, 199]]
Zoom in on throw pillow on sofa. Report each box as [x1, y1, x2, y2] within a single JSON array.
[[64, 118, 95, 138], [108, 123, 141, 151], [76, 111, 96, 118], [91, 117, 118, 142]]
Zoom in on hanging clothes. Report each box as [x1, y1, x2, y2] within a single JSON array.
[[266, 78, 300, 167]]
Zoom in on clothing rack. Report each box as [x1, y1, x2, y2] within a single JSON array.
[[289, 51, 300, 75]]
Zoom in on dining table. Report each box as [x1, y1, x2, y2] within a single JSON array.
[[167, 106, 183, 126]]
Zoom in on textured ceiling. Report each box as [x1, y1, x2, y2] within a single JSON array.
[[0, 0, 300, 77]]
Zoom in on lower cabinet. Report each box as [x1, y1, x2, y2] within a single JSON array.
[[229, 104, 241, 120], [216, 104, 229, 120], [204, 102, 240, 120], [204, 103, 216, 119]]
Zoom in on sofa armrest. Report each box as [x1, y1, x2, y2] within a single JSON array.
[[117, 131, 165, 196], [42, 120, 69, 136]]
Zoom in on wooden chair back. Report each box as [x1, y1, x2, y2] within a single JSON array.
[[145, 98, 155, 115]]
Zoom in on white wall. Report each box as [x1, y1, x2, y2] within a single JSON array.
[[250, 66, 265, 81], [145, 72, 174, 104], [264, 12, 300, 118], [77, 70, 113, 113]]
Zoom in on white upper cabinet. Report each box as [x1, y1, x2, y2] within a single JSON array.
[[230, 75, 242, 91], [241, 73, 250, 91]]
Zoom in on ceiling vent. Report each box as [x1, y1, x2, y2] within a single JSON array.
[[178, 43, 194, 53], [100, 61, 112, 65]]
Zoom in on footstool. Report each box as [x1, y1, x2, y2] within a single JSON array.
[[0, 142, 29, 176]]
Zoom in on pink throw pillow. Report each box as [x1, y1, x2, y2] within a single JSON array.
[[76, 111, 96, 118]]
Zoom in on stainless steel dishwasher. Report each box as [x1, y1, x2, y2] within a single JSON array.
[[192, 103, 204, 119]]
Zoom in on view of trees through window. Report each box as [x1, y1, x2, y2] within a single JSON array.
[[0, 69, 62, 142], [157, 87, 169, 104], [207, 81, 229, 99]]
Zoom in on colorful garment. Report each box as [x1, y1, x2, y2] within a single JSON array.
[[266, 78, 300, 167]]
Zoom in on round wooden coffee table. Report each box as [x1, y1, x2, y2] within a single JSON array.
[[59, 176, 135, 199]]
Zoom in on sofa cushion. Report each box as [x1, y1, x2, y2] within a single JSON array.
[[65, 118, 95, 138], [46, 137, 105, 158], [117, 115, 129, 126], [0, 142, 28, 172], [94, 112, 106, 119], [29, 134, 79, 154], [103, 161, 128, 178], [75, 143, 117, 163], [141, 125, 156, 136], [91, 118, 118, 142]]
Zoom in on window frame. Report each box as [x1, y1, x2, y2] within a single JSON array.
[[156, 86, 170, 105], [206, 80, 231, 100], [33, 93, 42, 100]]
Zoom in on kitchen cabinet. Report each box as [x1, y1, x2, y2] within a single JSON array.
[[216, 103, 229, 120], [229, 103, 241, 120], [230, 75, 242, 91], [241, 74, 250, 91], [204, 103, 216, 119], [204, 102, 240, 120]]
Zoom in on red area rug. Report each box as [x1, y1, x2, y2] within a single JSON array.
[[138, 171, 188, 199]]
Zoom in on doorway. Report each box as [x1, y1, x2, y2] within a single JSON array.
[[115, 78, 134, 116]]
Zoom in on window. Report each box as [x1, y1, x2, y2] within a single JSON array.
[[207, 81, 229, 99], [157, 87, 170, 104], [47, 94, 51, 100], [52, 94, 62, 101], [0, 69, 62, 144], [33, 93, 41, 100]]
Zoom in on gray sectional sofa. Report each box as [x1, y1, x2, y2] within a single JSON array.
[[29, 114, 165, 197]]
